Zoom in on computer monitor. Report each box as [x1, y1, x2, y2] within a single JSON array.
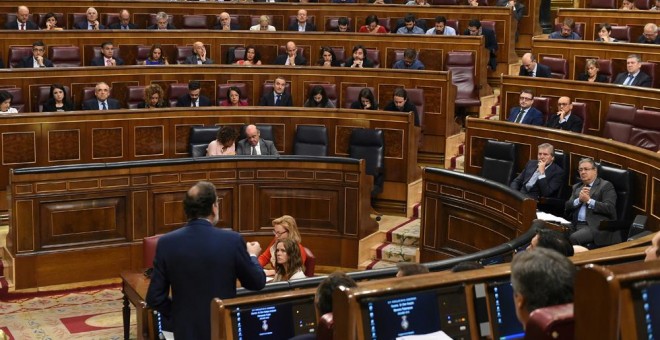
[[230, 296, 316, 339], [632, 280, 660, 339], [486, 280, 524, 340], [359, 285, 470, 339]]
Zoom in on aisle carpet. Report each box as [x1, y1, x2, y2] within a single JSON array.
[[0, 285, 136, 339]]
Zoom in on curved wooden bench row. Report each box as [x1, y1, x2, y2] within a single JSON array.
[[0, 103, 421, 213], [556, 8, 660, 41], [532, 38, 660, 82], [0, 1, 527, 74], [498, 75, 660, 136], [463, 118, 660, 228], [8, 156, 379, 289]]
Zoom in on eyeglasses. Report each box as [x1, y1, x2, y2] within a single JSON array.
[[273, 230, 288, 237], [578, 167, 594, 172]]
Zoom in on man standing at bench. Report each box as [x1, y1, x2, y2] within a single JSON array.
[[146, 181, 266, 340]]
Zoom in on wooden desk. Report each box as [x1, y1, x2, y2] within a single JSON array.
[[556, 8, 660, 41], [121, 270, 153, 340]]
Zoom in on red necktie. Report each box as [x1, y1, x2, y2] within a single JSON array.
[[20, 23, 25, 30]]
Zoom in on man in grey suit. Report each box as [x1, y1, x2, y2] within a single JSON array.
[[565, 158, 617, 246], [184, 41, 213, 65], [236, 125, 279, 156]]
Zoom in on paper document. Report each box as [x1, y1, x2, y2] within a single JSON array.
[[397, 330, 453, 340]]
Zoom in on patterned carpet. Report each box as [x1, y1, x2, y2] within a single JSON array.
[[0, 286, 136, 339]]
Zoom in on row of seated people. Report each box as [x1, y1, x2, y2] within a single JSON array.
[[588, 0, 659, 10], [548, 19, 658, 44], [521, 53, 659, 88]]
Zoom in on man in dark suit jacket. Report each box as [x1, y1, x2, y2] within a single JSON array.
[[464, 19, 498, 70], [5, 6, 38, 30], [214, 12, 240, 30], [274, 41, 307, 66], [287, 9, 316, 31], [147, 12, 176, 30], [176, 81, 212, 107], [17, 41, 54, 68], [637, 23, 659, 44], [90, 42, 125, 66], [73, 7, 105, 30], [146, 181, 266, 340], [565, 158, 617, 246], [82, 82, 121, 110], [510, 143, 564, 200], [184, 41, 214, 65], [236, 125, 280, 155], [507, 89, 544, 126], [259, 76, 294, 106], [107, 9, 138, 29], [545, 96, 584, 133], [519, 52, 552, 77], [613, 54, 653, 88]]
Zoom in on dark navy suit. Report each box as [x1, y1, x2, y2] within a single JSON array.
[[510, 160, 564, 200], [519, 63, 552, 78], [546, 113, 583, 133], [17, 56, 54, 68], [259, 92, 293, 107], [146, 219, 266, 340], [507, 106, 544, 126]]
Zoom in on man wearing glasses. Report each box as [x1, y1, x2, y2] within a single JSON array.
[[545, 96, 583, 133], [17, 41, 53, 68], [564, 158, 617, 246], [274, 41, 307, 66], [506, 89, 543, 126]]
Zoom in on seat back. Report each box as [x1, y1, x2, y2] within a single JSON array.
[[603, 103, 636, 143], [610, 26, 631, 42], [217, 83, 249, 105], [524, 303, 574, 340], [480, 140, 517, 185], [182, 14, 209, 29], [597, 59, 614, 83], [82, 86, 97, 103], [635, 0, 652, 9], [344, 86, 375, 109], [126, 86, 146, 109], [431, 0, 459, 4], [4, 88, 25, 112], [366, 48, 380, 68], [330, 46, 346, 65], [189, 126, 220, 156], [349, 128, 385, 195], [303, 247, 315, 277], [168, 83, 190, 107], [534, 97, 552, 121], [543, 57, 568, 79], [325, 17, 353, 31], [629, 109, 660, 151], [239, 124, 275, 144], [316, 313, 334, 340], [49, 46, 81, 67], [294, 125, 328, 156], [597, 164, 633, 225], [590, 0, 616, 7], [136, 45, 152, 65], [446, 19, 459, 32], [640, 62, 657, 88], [480, 21, 497, 36], [8, 46, 33, 68], [446, 51, 479, 106], [142, 234, 162, 269], [307, 83, 338, 107], [102, 13, 120, 28], [406, 88, 425, 127], [228, 46, 246, 64], [175, 45, 193, 64], [571, 102, 589, 133]]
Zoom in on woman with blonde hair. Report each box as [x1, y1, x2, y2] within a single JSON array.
[[258, 215, 307, 276], [272, 238, 306, 282]]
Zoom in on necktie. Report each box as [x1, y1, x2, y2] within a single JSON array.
[[106, 59, 111, 66], [624, 74, 634, 86], [20, 23, 25, 30], [275, 94, 282, 106], [191, 100, 197, 107], [531, 71, 535, 77], [101, 102, 107, 110], [251, 146, 256, 155], [122, 25, 128, 30], [514, 109, 526, 123]]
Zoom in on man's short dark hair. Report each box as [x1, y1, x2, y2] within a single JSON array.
[[404, 14, 416, 24], [403, 48, 417, 60], [338, 17, 349, 26], [316, 272, 357, 315], [520, 88, 535, 99], [468, 19, 481, 29], [183, 181, 217, 220], [101, 41, 113, 49], [435, 16, 447, 24], [188, 80, 201, 91], [396, 262, 428, 276], [535, 229, 574, 256], [511, 247, 575, 314], [33, 40, 45, 48], [393, 87, 408, 100]]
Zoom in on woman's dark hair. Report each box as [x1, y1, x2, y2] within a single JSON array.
[[43, 12, 58, 28], [217, 126, 239, 145], [0, 90, 14, 104], [365, 15, 379, 26], [317, 46, 337, 66], [275, 238, 304, 280], [599, 23, 612, 33], [149, 44, 167, 63], [49, 83, 68, 100], [245, 46, 261, 63], [226, 86, 243, 102], [358, 88, 376, 108], [306, 85, 329, 107]]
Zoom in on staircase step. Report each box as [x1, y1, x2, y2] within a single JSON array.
[[386, 219, 420, 247], [370, 243, 418, 263], [358, 259, 399, 271]]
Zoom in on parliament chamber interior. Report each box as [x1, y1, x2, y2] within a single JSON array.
[[0, 0, 658, 339]]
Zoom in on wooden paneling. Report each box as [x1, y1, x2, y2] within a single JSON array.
[[8, 157, 378, 288], [557, 9, 660, 41]]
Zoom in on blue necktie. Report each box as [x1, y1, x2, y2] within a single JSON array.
[[101, 101, 107, 110], [275, 94, 282, 106]]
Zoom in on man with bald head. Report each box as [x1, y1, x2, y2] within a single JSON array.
[[519, 53, 551, 77], [637, 23, 659, 44], [214, 12, 239, 30], [108, 9, 137, 30], [545, 96, 583, 133], [185, 42, 214, 65], [288, 9, 316, 31], [236, 125, 280, 156], [5, 6, 37, 30], [274, 41, 307, 66]]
